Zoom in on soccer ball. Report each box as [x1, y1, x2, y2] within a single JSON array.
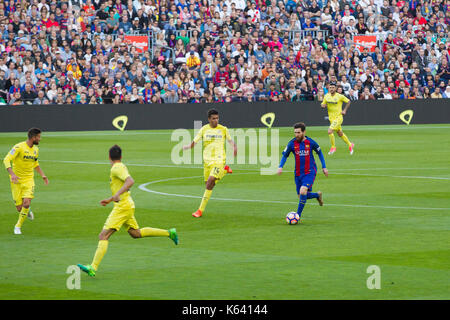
[[286, 212, 300, 225]]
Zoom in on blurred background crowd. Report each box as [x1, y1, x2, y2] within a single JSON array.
[[0, 0, 449, 105]]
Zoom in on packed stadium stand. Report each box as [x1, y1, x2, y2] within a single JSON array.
[[0, 0, 448, 105]]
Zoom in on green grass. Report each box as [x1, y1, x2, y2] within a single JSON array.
[[0, 124, 449, 300]]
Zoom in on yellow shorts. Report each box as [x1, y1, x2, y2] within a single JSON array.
[[204, 161, 226, 182], [11, 180, 35, 206], [329, 116, 343, 131], [103, 205, 139, 231]]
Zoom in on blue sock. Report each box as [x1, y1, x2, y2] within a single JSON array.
[[297, 194, 307, 218], [307, 192, 319, 199]]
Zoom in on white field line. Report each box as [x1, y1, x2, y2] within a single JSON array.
[[138, 175, 450, 212]]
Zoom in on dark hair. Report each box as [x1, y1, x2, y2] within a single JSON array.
[[293, 122, 306, 131], [207, 108, 219, 118], [28, 127, 42, 139], [109, 144, 122, 160]]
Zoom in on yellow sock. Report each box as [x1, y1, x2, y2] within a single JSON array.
[[328, 133, 336, 148], [15, 207, 29, 228], [199, 189, 212, 212], [91, 240, 108, 271], [340, 133, 352, 147], [140, 227, 169, 237]]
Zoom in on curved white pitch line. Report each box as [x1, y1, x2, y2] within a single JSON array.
[[138, 174, 450, 211]]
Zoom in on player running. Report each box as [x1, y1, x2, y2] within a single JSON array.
[[277, 122, 328, 221], [321, 82, 355, 155], [3, 128, 49, 235], [77, 145, 178, 277], [183, 109, 237, 218]]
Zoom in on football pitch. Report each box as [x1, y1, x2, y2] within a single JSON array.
[[0, 124, 449, 300]]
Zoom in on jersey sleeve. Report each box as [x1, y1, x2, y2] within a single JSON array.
[[3, 144, 20, 169], [193, 126, 204, 143], [282, 141, 293, 158], [310, 138, 326, 169], [310, 138, 320, 153], [279, 141, 292, 168], [224, 127, 231, 141]]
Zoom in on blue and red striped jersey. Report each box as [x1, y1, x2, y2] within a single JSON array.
[[280, 136, 326, 176]]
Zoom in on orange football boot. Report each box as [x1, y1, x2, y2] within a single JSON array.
[[192, 209, 203, 218]]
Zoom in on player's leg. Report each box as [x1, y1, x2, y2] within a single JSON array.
[[14, 180, 36, 234], [193, 163, 227, 217], [297, 186, 308, 219], [78, 228, 115, 277], [192, 164, 213, 218], [78, 207, 125, 276], [304, 174, 323, 206], [193, 176, 216, 218], [337, 128, 354, 154], [15, 198, 31, 234], [91, 228, 115, 270], [306, 189, 323, 206], [327, 126, 337, 155], [302, 173, 319, 202], [303, 173, 323, 206], [12, 182, 24, 234], [126, 213, 178, 244], [297, 174, 321, 218], [295, 176, 307, 220], [128, 227, 179, 245], [18, 202, 34, 221]]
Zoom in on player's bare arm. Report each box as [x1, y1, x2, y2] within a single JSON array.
[[101, 176, 134, 205], [34, 166, 49, 185], [341, 101, 351, 115], [323, 168, 329, 177], [6, 167, 19, 183], [183, 141, 196, 150], [227, 138, 238, 157]]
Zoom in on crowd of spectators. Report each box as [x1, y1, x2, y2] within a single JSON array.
[[0, 0, 449, 105]]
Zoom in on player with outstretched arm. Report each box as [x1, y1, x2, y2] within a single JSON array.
[[183, 109, 237, 218], [77, 145, 178, 277], [3, 128, 49, 235], [277, 122, 328, 222]]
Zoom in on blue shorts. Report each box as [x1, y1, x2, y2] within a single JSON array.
[[295, 173, 316, 194]]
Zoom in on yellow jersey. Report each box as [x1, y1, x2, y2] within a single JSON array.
[[3, 141, 39, 182], [193, 124, 231, 163], [110, 162, 134, 209], [322, 93, 349, 119]]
